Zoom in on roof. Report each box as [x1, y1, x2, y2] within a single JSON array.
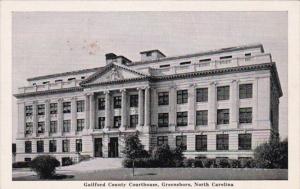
[[140, 49, 166, 57]]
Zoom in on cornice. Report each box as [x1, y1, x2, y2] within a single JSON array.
[[14, 87, 83, 98]]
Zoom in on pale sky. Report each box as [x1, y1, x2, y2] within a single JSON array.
[[12, 12, 288, 141]]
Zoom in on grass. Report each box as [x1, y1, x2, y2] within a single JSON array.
[[13, 168, 288, 181]]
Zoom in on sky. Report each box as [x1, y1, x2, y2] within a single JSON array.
[[12, 11, 288, 141]]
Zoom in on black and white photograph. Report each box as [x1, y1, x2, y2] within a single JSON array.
[[1, 1, 299, 189]]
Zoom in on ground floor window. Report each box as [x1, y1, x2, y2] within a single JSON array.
[[196, 110, 208, 126], [158, 113, 169, 127], [157, 136, 168, 146], [50, 121, 57, 133], [37, 140, 44, 153], [25, 122, 33, 135], [24, 158, 31, 162], [129, 115, 138, 128], [176, 135, 187, 150], [77, 119, 85, 132], [238, 134, 252, 150], [97, 117, 105, 129], [62, 140, 69, 152], [177, 111, 188, 126], [239, 108, 252, 123], [195, 135, 207, 151], [217, 109, 230, 125], [37, 122, 45, 134], [63, 120, 71, 133], [113, 116, 121, 128], [25, 141, 32, 153], [76, 139, 82, 152], [216, 134, 229, 150], [49, 140, 57, 152]]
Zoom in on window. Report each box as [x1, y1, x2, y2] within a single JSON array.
[[217, 109, 230, 124], [76, 139, 82, 152], [239, 84, 253, 99], [239, 108, 252, 123], [25, 105, 33, 116], [180, 61, 191, 65], [49, 140, 57, 152], [196, 110, 208, 126], [25, 141, 32, 153], [160, 64, 170, 68], [216, 134, 229, 150], [98, 98, 105, 110], [25, 122, 33, 135], [157, 136, 168, 146], [24, 158, 31, 162], [196, 88, 208, 102], [130, 95, 138, 107], [97, 117, 105, 129], [238, 134, 252, 150], [129, 115, 138, 128], [50, 121, 57, 133], [158, 92, 169, 105], [220, 55, 232, 59], [63, 120, 71, 133], [50, 103, 57, 114], [68, 77, 76, 81], [177, 90, 188, 104], [55, 79, 62, 83], [77, 100, 85, 112], [77, 119, 85, 132], [37, 104, 45, 115], [196, 135, 207, 151], [158, 113, 169, 127], [176, 135, 187, 150], [177, 112, 188, 126], [114, 96, 121, 109], [62, 140, 69, 152], [81, 76, 85, 79], [37, 140, 44, 153], [113, 116, 121, 128], [37, 122, 45, 134], [63, 102, 71, 113], [146, 52, 152, 57], [245, 53, 251, 56], [199, 58, 211, 62], [42, 81, 49, 84], [217, 86, 230, 100]]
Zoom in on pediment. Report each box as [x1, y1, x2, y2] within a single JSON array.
[[81, 63, 149, 85]]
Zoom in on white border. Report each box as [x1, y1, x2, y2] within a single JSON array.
[[1, 1, 299, 189]]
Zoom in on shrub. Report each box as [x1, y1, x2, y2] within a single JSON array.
[[12, 161, 31, 168], [30, 155, 60, 179], [202, 158, 215, 168], [239, 158, 256, 168], [151, 144, 175, 167], [183, 158, 195, 167], [194, 159, 205, 168], [122, 158, 160, 168], [123, 133, 149, 159], [254, 138, 288, 169], [228, 159, 240, 168], [215, 158, 231, 168], [80, 155, 91, 161], [62, 157, 73, 166]]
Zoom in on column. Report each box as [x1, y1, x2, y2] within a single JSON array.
[[252, 78, 258, 129], [188, 84, 196, 129], [32, 101, 37, 137], [71, 97, 77, 133], [89, 93, 95, 130], [17, 101, 25, 138], [138, 88, 144, 127], [57, 98, 63, 135], [44, 99, 50, 136], [84, 94, 90, 131], [208, 82, 217, 129], [104, 91, 111, 129], [169, 86, 177, 127], [230, 80, 239, 128], [144, 87, 150, 128], [151, 88, 158, 127], [120, 89, 127, 130]]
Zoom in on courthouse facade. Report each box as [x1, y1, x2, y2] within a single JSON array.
[[14, 44, 282, 163]]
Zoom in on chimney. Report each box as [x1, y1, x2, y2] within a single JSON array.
[[105, 53, 117, 64], [140, 49, 166, 61]]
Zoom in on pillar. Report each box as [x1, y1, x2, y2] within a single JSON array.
[[144, 87, 150, 131], [71, 97, 77, 133], [188, 84, 196, 130], [32, 101, 37, 137], [44, 99, 50, 136], [57, 98, 63, 135], [121, 89, 127, 130], [230, 80, 239, 128], [90, 93, 95, 131], [138, 88, 144, 127], [17, 101, 25, 138], [169, 86, 177, 128], [104, 91, 111, 129], [84, 94, 90, 131], [208, 82, 217, 129]]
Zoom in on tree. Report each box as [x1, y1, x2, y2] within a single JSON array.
[[30, 155, 60, 179], [254, 138, 288, 169]]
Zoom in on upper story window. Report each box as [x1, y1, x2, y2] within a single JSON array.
[[68, 78, 76, 81], [158, 113, 169, 127], [50, 103, 57, 114], [77, 119, 85, 132], [37, 104, 45, 116], [196, 88, 208, 102], [217, 109, 230, 125], [176, 135, 187, 150], [245, 53, 251, 56], [25, 141, 32, 153], [37, 122, 45, 134], [37, 140, 44, 153], [196, 110, 208, 126], [77, 100, 85, 112], [76, 139, 82, 153], [98, 98, 105, 110], [220, 55, 232, 59], [81, 76, 86, 79], [179, 61, 191, 65], [129, 115, 138, 128], [238, 134, 252, 150], [177, 90, 188, 104], [196, 135, 207, 151], [55, 79, 62, 83], [62, 140, 69, 152], [239, 108, 252, 124], [159, 64, 170, 68], [97, 117, 105, 129], [63, 102, 71, 113], [25, 122, 33, 135], [157, 136, 168, 146], [158, 92, 169, 105], [146, 52, 152, 57], [42, 81, 49, 84], [177, 111, 188, 126], [49, 140, 57, 153], [199, 58, 211, 62], [114, 96, 121, 109], [50, 121, 57, 134], [25, 105, 33, 117], [216, 134, 229, 150], [63, 120, 71, 133], [130, 95, 138, 107], [113, 116, 121, 128], [239, 84, 253, 99], [217, 86, 230, 101]]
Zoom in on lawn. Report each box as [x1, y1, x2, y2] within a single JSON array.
[[13, 168, 288, 181]]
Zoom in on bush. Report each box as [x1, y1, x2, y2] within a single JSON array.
[[228, 159, 240, 168], [183, 158, 195, 167], [194, 159, 205, 168], [254, 138, 288, 169], [62, 157, 73, 166], [215, 158, 231, 168], [123, 133, 149, 159], [239, 158, 256, 168], [12, 161, 31, 168], [122, 158, 160, 168], [202, 158, 215, 168], [30, 155, 60, 179]]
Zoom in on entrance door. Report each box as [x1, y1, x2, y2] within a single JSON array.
[[108, 137, 119, 158], [94, 138, 103, 157]]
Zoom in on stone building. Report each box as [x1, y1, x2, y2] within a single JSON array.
[[14, 43, 282, 164]]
